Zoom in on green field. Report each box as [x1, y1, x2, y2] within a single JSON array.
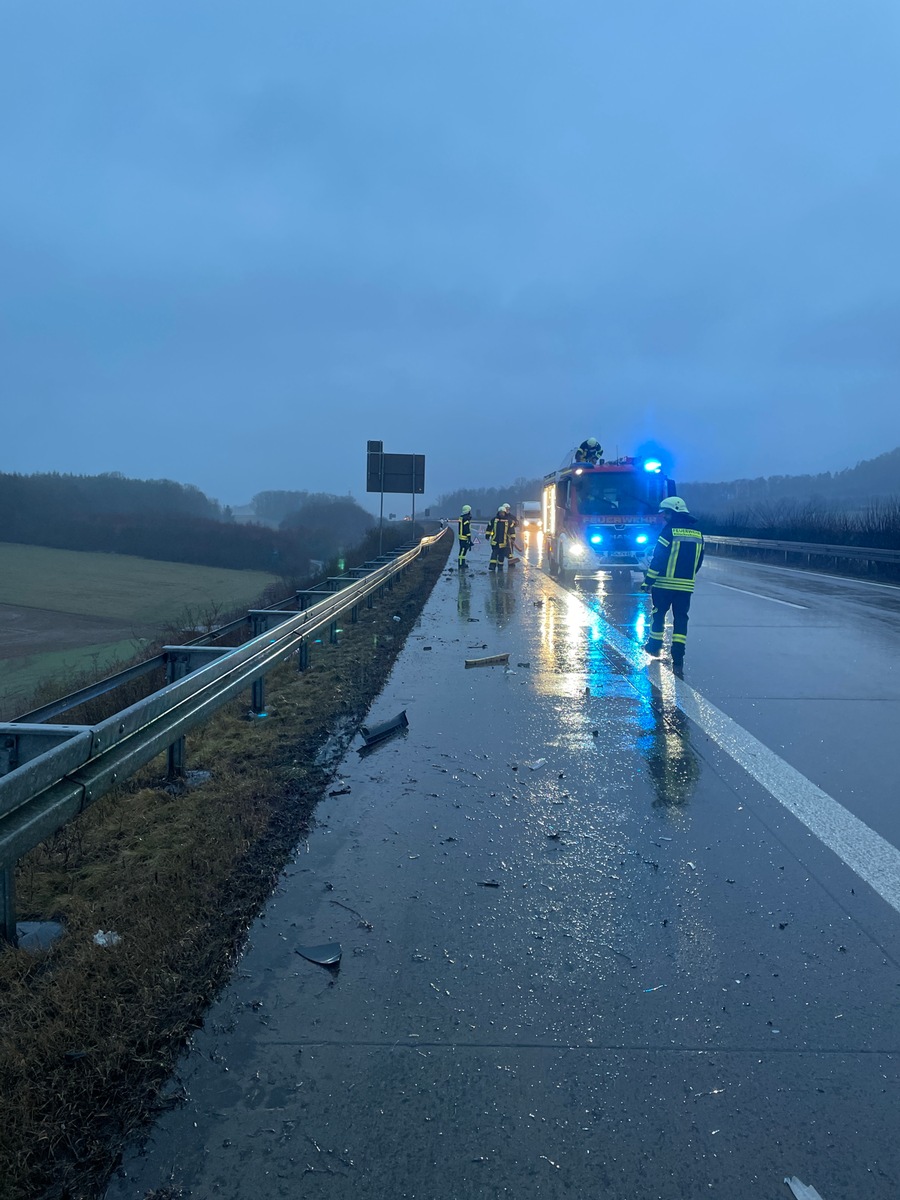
[[0, 543, 280, 623], [0, 543, 281, 714]]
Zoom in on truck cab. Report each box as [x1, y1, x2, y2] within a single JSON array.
[[542, 453, 676, 579]]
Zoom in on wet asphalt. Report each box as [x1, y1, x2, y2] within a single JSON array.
[[106, 542, 900, 1200]]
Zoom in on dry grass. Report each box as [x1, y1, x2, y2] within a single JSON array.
[[0, 541, 450, 1200]]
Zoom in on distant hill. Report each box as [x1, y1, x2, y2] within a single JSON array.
[[684, 447, 900, 515]]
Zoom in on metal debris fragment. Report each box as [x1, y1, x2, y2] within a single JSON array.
[[295, 943, 342, 967], [784, 1177, 826, 1200]]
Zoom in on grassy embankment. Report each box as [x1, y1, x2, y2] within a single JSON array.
[[0, 534, 451, 1200], [0, 542, 281, 713]]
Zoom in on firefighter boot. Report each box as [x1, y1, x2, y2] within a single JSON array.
[[644, 639, 663, 657]]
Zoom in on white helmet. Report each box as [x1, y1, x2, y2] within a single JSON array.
[[461, 504, 471, 514], [585, 437, 599, 448], [500, 503, 511, 511], [659, 496, 689, 514]]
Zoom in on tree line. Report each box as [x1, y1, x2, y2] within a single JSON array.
[[0, 472, 381, 576], [683, 446, 900, 515]]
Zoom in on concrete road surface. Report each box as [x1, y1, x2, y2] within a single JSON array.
[[107, 547, 900, 1200]]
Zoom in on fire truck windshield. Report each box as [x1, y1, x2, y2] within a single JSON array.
[[573, 473, 663, 515]]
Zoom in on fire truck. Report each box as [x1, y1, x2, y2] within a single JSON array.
[[542, 449, 677, 579]]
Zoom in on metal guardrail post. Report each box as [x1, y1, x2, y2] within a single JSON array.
[[166, 652, 188, 778], [297, 638, 309, 672], [250, 614, 266, 715], [1, 866, 17, 946], [329, 619, 339, 645], [351, 604, 359, 624]]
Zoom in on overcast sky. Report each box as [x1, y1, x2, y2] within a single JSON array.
[[2, 0, 899, 511]]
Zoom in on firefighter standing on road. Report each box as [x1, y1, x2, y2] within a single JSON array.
[[457, 504, 473, 568], [642, 497, 704, 670], [488, 503, 514, 571]]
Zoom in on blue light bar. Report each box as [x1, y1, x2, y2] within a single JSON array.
[[643, 459, 662, 473], [636, 534, 649, 544], [590, 534, 603, 545]]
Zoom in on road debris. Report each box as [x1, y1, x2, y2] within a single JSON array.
[[92, 930, 121, 948], [784, 1178, 826, 1200], [477, 879, 501, 888], [465, 653, 510, 668], [329, 900, 374, 930], [642, 984, 665, 992], [359, 710, 409, 748], [295, 943, 342, 967], [526, 758, 547, 770]]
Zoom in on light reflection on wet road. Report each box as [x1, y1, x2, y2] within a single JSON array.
[[107, 547, 900, 1200]]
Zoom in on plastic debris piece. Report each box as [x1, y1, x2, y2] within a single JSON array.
[[526, 758, 547, 770], [643, 984, 665, 992], [465, 653, 510, 668], [517, 662, 531, 668], [296, 943, 342, 967], [92, 930, 121, 947], [477, 879, 501, 888], [784, 1178, 826, 1200], [423, 646, 433, 651], [359, 710, 409, 747], [392, 614, 402, 622]]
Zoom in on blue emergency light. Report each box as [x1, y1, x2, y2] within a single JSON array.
[[636, 534, 649, 544], [643, 459, 662, 473], [590, 533, 604, 545]]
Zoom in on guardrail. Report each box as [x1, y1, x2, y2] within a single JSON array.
[[0, 528, 450, 944], [705, 535, 900, 567]]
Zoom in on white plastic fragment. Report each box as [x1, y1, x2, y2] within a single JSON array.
[[784, 1178, 825, 1200], [92, 930, 121, 947], [526, 759, 548, 770]]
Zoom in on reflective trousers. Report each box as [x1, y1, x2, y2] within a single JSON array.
[[647, 587, 692, 654], [489, 542, 510, 570]]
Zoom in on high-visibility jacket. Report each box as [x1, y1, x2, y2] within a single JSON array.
[[458, 514, 472, 543], [489, 514, 512, 549], [645, 516, 705, 592]]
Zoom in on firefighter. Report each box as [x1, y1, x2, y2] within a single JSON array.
[[457, 504, 473, 567], [574, 437, 603, 465], [488, 504, 513, 571], [641, 497, 704, 670]]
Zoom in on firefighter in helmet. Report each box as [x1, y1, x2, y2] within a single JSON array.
[[641, 496, 704, 671], [488, 503, 514, 571], [457, 504, 473, 567], [575, 437, 603, 465]]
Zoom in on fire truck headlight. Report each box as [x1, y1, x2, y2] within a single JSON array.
[[569, 542, 586, 558], [636, 534, 649, 544]]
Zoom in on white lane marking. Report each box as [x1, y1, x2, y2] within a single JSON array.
[[711, 559, 900, 593], [710, 582, 807, 609], [567, 583, 900, 918]]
